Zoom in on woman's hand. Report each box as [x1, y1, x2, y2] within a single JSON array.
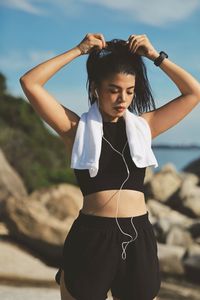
[[127, 34, 159, 60], [76, 33, 107, 55]]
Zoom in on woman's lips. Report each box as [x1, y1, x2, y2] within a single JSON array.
[[114, 106, 126, 112]]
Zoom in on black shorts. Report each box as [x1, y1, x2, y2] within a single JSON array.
[[55, 210, 161, 300]]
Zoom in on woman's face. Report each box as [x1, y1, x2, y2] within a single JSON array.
[[95, 72, 136, 122]]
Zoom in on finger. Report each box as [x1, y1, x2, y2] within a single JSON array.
[[128, 34, 137, 41], [85, 32, 102, 43], [129, 37, 136, 50], [83, 33, 104, 51], [92, 38, 104, 50], [133, 41, 143, 53], [131, 38, 141, 52], [128, 35, 143, 50], [99, 34, 107, 48], [129, 36, 145, 52], [129, 36, 140, 51], [132, 38, 146, 53], [128, 34, 146, 40], [93, 33, 106, 48], [127, 35, 136, 47]]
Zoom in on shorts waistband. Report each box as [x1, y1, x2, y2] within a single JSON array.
[[74, 209, 150, 229]]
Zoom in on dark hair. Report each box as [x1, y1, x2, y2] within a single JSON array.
[[86, 38, 156, 115]]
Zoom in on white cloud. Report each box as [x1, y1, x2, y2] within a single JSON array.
[[0, 50, 55, 71], [1, 0, 200, 25], [0, 0, 82, 17], [0, 0, 46, 15], [81, 0, 200, 26]]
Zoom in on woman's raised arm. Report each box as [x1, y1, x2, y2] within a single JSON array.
[[127, 34, 200, 139], [20, 47, 82, 152], [19, 33, 106, 151]]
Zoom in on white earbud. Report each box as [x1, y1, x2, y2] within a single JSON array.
[[95, 89, 100, 107], [95, 89, 99, 98]]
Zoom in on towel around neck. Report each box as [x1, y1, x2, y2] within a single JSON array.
[[70, 102, 158, 177]]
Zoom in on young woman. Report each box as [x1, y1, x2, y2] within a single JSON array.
[[20, 33, 200, 300]]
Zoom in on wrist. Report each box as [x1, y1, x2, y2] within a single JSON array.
[[73, 46, 83, 56], [76, 43, 89, 55], [147, 51, 160, 61]]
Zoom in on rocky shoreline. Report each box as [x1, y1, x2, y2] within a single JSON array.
[[1, 148, 200, 299]]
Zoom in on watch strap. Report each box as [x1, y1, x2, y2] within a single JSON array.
[[154, 51, 168, 66]]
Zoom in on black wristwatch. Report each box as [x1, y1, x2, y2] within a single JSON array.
[[154, 51, 168, 66]]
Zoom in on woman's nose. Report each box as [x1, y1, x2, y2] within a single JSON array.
[[118, 91, 126, 102]]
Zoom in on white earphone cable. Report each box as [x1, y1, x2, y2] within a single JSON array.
[[102, 135, 138, 260], [95, 90, 138, 260]]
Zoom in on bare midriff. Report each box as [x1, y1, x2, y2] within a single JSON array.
[[81, 189, 147, 217]]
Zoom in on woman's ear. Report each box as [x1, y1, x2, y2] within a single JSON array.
[[91, 82, 98, 98]]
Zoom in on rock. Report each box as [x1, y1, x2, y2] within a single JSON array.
[[183, 243, 200, 283], [159, 277, 200, 300], [178, 175, 200, 217], [0, 149, 27, 215], [28, 183, 83, 220], [0, 222, 9, 235], [195, 237, 200, 245], [0, 240, 58, 284], [188, 221, 200, 240], [179, 172, 199, 186], [186, 243, 200, 256], [145, 163, 182, 202], [183, 156, 200, 179], [144, 166, 154, 184], [157, 218, 171, 241], [1, 183, 83, 264], [147, 199, 194, 228], [166, 226, 193, 247], [147, 200, 194, 244], [158, 243, 185, 275]]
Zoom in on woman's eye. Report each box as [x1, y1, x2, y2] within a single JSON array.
[[110, 90, 134, 95]]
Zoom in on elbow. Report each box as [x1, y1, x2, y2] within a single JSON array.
[[192, 86, 200, 103], [196, 93, 200, 103], [19, 77, 34, 98], [19, 76, 27, 87], [191, 92, 200, 104], [19, 76, 41, 89], [183, 91, 200, 105], [19, 76, 33, 90]]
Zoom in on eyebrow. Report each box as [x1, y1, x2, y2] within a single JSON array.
[[108, 84, 135, 89]]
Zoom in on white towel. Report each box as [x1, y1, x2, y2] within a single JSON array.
[[70, 102, 158, 177]]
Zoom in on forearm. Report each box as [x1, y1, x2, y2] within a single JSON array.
[[20, 46, 82, 86], [128, 33, 200, 105], [149, 53, 200, 99]]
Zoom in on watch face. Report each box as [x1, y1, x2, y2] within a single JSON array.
[[160, 51, 168, 58], [154, 51, 168, 66]]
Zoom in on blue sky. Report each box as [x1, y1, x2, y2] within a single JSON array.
[[0, 0, 200, 145]]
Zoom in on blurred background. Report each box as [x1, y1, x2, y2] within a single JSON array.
[[0, 1, 200, 299]]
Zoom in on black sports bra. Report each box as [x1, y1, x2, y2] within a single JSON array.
[[74, 117, 146, 196]]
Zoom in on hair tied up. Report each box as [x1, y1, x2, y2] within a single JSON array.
[[86, 38, 156, 115]]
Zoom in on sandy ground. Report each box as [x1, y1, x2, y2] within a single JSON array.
[[0, 239, 200, 300], [0, 285, 60, 300], [0, 283, 200, 300], [1, 279, 200, 300], [0, 285, 115, 300]]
